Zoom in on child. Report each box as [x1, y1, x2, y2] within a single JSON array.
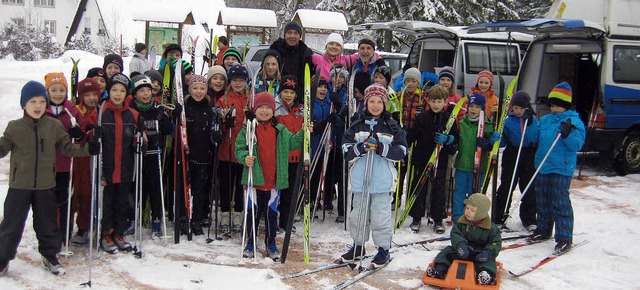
[[328, 66, 349, 222], [310, 78, 332, 212], [222, 47, 243, 71], [143, 69, 164, 102], [70, 77, 101, 245], [527, 82, 585, 255], [158, 43, 182, 72], [254, 50, 281, 94], [452, 93, 498, 221], [426, 193, 502, 285], [0, 81, 98, 276], [374, 65, 401, 121], [438, 66, 463, 110], [103, 54, 124, 79], [235, 92, 306, 261], [216, 63, 249, 234], [493, 91, 539, 230], [183, 75, 218, 235], [470, 70, 499, 120], [44, 72, 85, 246], [99, 73, 143, 253], [407, 85, 458, 234], [130, 43, 151, 75], [340, 84, 407, 266], [207, 65, 227, 106]]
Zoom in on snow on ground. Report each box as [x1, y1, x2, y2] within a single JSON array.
[[1, 54, 640, 289]]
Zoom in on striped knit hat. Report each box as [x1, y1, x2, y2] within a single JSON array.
[[364, 83, 388, 110], [223, 47, 243, 63], [548, 82, 572, 110]]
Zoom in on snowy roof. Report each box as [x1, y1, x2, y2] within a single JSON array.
[[216, 7, 277, 28], [293, 9, 348, 31], [131, 4, 194, 24]]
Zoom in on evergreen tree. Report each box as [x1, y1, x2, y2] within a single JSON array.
[[66, 34, 100, 55], [0, 17, 63, 61]]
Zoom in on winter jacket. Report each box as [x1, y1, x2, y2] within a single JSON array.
[[185, 96, 215, 163], [235, 122, 303, 189], [343, 116, 408, 193], [216, 91, 248, 163], [129, 99, 172, 154], [46, 100, 84, 172], [500, 113, 539, 149], [535, 109, 585, 176], [451, 216, 502, 259], [0, 115, 90, 190], [311, 96, 332, 155], [386, 86, 401, 115], [274, 96, 303, 163], [129, 52, 151, 75], [401, 89, 427, 129], [100, 101, 141, 183], [352, 54, 382, 77], [269, 38, 315, 101], [207, 88, 225, 107], [407, 108, 458, 168], [311, 53, 357, 81], [326, 83, 347, 146], [254, 75, 280, 95], [454, 114, 495, 172]]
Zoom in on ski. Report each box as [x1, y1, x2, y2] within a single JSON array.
[[472, 110, 486, 193], [271, 261, 348, 279], [509, 240, 589, 277], [173, 58, 193, 243], [302, 64, 312, 263], [70, 57, 80, 104], [149, 46, 157, 69], [329, 259, 392, 290], [190, 36, 200, 70], [393, 233, 529, 248]]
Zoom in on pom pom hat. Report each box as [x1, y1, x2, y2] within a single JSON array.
[[364, 83, 388, 110]]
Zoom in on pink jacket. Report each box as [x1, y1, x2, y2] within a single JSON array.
[[311, 53, 382, 80]]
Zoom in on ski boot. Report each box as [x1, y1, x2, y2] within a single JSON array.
[[71, 230, 88, 245], [410, 219, 421, 233], [266, 240, 280, 262], [191, 220, 204, 236], [554, 240, 572, 255], [426, 264, 447, 279], [527, 231, 551, 244], [100, 230, 118, 254], [338, 245, 365, 263], [112, 233, 132, 252], [152, 219, 162, 237], [42, 256, 65, 276], [243, 243, 255, 259], [371, 248, 390, 267], [335, 216, 345, 223], [232, 212, 243, 233], [434, 220, 445, 234]]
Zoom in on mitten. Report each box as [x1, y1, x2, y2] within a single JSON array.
[[434, 132, 448, 145], [456, 243, 470, 259], [68, 126, 85, 140], [522, 108, 533, 125], [475, 251, 492, 263], [476, 137, 491, 150], [558, 120, 574, 139], [88, 140, 101, 155], [363, 137, 377, 152], [329, 92, 343, 109], [490, 132, 501, 145]]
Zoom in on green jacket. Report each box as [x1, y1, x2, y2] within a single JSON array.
[[0, 115, 90, 190], [451, 216, 502, 259], [454, 115, 494, 172], [235, 122, 303, 189]]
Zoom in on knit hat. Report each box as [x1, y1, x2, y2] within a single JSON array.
[[353, 71, 372, 95], [279, 75, 298, 94], [163, 43, 182, 59], [468, 93, 487, 110], [253, 92, 276, 112], [477, 70, 494, 87], [131, 75, 152, 95], [364, 83, 388, 109], [548, 82, 572, 110], [134, 43, 147, 53], [77, 78, 101, 99], [511, 90, 531, 109], [107, 73, 131, 94], [284, 21, 302, 36], [103, 54, 123, 71], [374, 65, 391, 86], [438, 66, 455, 81], [144, 70, 163, 86], [325, 33, 343, 47], [20, 80, 48, 108], [318, 78, 328, 87], [358, 36, 375, 50], [227, 63, 249, 82], [188, 74, 208, 91], [464, 193, 491, 221], [404, 68, 421, 84], [330, 65, 349, 82], [87, 67, 108, 83], [44, 72, 68, 90], [207, 65, 227, 83], [223, 46, 243, 63]]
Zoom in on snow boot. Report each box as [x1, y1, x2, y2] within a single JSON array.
[[232, 212, 243, 233], [71, 230, 88, 245], [477, 270, 494, 285], [339, 245, 365, 262], [554, 240, 572, 255], [113, 233, 132, 251], [266, 240, 280, 262], [123, 220, 135, 236], [434, 220, 445, 234], [220, 214, 231, 236], [526, 224, 537, 233], [42, 256, 65, 276], [179, 217, 189, 235], [201, 218, 212, 227], [243, 243, 255, 259], [426, 264, 447, 279], [100, 231, 118, 254], [527, 231, 551, 244], [0, 261, 8, 276], [410, 219, 421, 232], [152, 219, 162, 237], [335, 216, 345, 223], [371, 248, 390, 266], [191, 220, 204, 236]]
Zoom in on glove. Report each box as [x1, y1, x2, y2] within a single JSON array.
[[157, 110, 168, 121], [522, 108, 533, 125], [490, 132, 501, 145], [311, 121, 325, 136], [329, 92, 343, 109], [476, 137, 491, 150], [172, 103, 183, 119], [475, 250, 492, 263], [88, 140, 100, 155], [68, 126, 85, 139], [87, 125, 102, 139], [327, 112, 338, 124], [210, 129, 223, 144], [456, 243, 470, 259], [225, 116, 236, 129], [363, 137, 377, 152], [339, 106, 349, 119], [434, 132, 448, 145], [245, 110, 256, 121], [558, 120, 574, 139]]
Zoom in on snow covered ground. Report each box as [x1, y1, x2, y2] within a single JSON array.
[[1, 52, 640, 289]]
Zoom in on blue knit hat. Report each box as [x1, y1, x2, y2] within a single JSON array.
[[21, 81, 49, 108], [468, 93, 486, 110]]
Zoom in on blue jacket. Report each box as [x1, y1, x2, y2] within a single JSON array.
[[535, 110, 585, 176], [501, 113, 539, 148], [254, 75, 280, 95], [311, 97, 332, 155], [343, 116, 407, 193], [327, 83, 347, 146]]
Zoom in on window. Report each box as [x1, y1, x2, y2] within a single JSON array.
[[84, 17, 91, 34], [98, 19, 106, 36], [613, 46, 640, 84], [44, 20, 55, 35], [2, 0, 25, 4], [33, 0, 53, 7], [465, 43, 520, 75]]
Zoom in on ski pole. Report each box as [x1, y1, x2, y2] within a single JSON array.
[[502, 117, 529, 223], [515, 132, 562, 206], [155, 121, 170, 239], [132, 132, 143, 258], [357, 150, 375, 271], [80, 130, 100, 288], [61, 107, 77, 258]]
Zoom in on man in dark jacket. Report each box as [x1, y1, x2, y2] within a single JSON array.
[[270, 21, 315, 102]]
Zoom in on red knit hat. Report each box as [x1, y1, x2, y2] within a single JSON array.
[[78, 78, 101, 98], [253, 92, 276, 112], [476, 70, 494, 88]]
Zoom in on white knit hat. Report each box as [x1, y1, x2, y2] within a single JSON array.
[[325, 33, 344, 47], [404, 68, 421, 83]]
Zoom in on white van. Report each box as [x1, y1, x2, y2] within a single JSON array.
[[352, 21, 532, 95], [468, 0, 640, 174]]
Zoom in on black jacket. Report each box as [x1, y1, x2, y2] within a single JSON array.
[[407, 108, 459, 169], [270, 38, 315, 102], [185, 96, 214, 163]]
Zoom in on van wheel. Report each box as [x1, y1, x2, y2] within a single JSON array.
[[613, 131, 640, 175]]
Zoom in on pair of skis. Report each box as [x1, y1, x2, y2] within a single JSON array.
[[173, 59, 193, 243], [508, 240, 589, 277]]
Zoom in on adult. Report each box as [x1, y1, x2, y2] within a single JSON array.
[[312, 33, 384, 83], [129, 43, 151, 76], [269, 21, 315, 102], [353, 36, 386, 77], [215, 36, 229, 65]]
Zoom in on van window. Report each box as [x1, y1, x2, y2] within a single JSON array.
[[465, 44, 519, 75], [613, 46, 640, 84], [251, 49, 268, 62], [409, 38, 456, 73]]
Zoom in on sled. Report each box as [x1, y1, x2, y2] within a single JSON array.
[[422, 260, 502, 290]]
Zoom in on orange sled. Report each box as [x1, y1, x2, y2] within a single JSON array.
[[422, 260, 502, 290]]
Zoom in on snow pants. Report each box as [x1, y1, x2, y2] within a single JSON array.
[[55, 172, 72, 243], [452, 170, 484, 221], [219, 161, 244, 213], [246, 189, 279, 246], [102, 182, 132, 235], [535, 173, 573, 244], [409, 161, 447, 222], [349, 192, 393, 250], [72, 156, 92, 231], [143, 153, 165, 221], [278, 162, 298, 229], [434, 245, 498, 277], [493, 146, 537, 226]]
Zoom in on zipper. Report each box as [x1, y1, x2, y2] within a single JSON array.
[[33, 122, 39, 189], [12, 163, 17, 182]]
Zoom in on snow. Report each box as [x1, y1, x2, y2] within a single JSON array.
[[131, 4, 193, 24], [1, 52, 640, 289], [293, 9, 349, 31], [217, 7, 278, 28]]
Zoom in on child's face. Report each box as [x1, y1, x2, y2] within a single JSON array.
[[190, 83, 207, 101], [255, 105, 273, 122], [468, 104, 482, 119], [428, 98, 446, 113], [166, 50, 182, 60], [134, 87, 153, 104], [105, 63, 121, 78], [366, 96, 384, 117], [93, 77, 106, 93], [374, 72, 388, 88], [109, 83, 127, 107], [550, 103, 566, 114], [464, 204, 478, 221], [439, 76, 453, 90], [263, 56, 279, 78], [24, 96, 47, 119], [316, 84, 327, 100], [405, 78, 418, 92], [209, 74, 226, 92], [512, 105, 526, 117], [355, 89, 364, 101], [48, 84, 67, 105], [224, 56, 239, 70], [326, 41, 342, 57], [82, 92, 100, 109], [335, 75, 346, 88], [230, 78, 247, 93], [280, 89, 296, 105], [151, 80, 161, 95], [477, 77, 491, 92]]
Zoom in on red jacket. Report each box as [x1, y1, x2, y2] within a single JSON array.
[[216, 91, 248, 163], [275, 102, 303, 163], [46, 100, 84, 172]]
